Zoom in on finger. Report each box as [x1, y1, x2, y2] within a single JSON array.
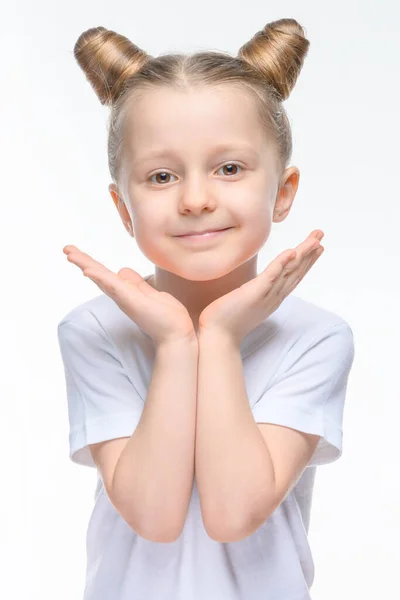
[[84, 266, 166, 324], [64, 246, 115, 277], [63, 245, 79, 254], [289, 231, 324, 264], [306, 230, 324, 245], [293, 245, 324, 288], [118, 267, 146, 286], [83, 267, 127, 299], [262, 247, 312, 296], [69, 253, 111, 274], [286, 245, 323, 287], [268, 232, 323, 281], [83, 267, 152, 317], [247, 231, 324, 300], [280, 245, 324, 296], [252, 239, 318, 301], [118, 271, 169, 303], [249, 250, 295, 298], [81, 268, 109, 296]]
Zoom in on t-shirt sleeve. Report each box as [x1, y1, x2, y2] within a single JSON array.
[[57, 311, 145, 468], [251, 322, 355, 467]]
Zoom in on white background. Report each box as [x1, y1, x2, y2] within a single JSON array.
[[3, 1, 399, 598]]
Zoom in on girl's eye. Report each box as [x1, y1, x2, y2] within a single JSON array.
[[149, 172, 178, 185], [216, 163, 243, 177], [149, 163, 243, 185]]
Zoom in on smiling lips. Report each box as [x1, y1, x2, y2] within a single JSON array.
[[178, 227, 231, 237], [176, 227, 232, 244]]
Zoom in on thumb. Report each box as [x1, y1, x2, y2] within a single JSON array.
[[117, 267, 143, 285]]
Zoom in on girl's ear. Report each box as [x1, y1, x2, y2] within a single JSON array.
[[272, 167, 300, 223], [108, 183, 134, 237]]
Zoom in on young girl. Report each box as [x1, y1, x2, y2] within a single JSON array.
[[57, 19, 355, 600]]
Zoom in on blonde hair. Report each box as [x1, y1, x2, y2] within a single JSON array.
[[73, 18, 310, 186]]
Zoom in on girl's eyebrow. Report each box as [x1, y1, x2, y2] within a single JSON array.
[[132, 143, 259, 166]]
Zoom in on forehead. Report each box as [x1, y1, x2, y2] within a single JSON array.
[[123, 85, 269, 163]]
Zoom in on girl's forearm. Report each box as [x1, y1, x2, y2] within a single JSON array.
[[112, 337, 199, 542]]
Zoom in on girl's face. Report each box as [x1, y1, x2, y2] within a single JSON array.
[[110, 84, 298, 287]]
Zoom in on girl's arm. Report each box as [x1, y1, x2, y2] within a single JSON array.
[[195, 321, 355, 545], [195, 330, 272, 541], [110, 336, 198, 542]]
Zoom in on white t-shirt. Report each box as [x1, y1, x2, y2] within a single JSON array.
[[57, 275, 355, 600]]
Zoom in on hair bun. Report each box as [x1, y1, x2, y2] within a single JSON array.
[[238, 18, 310, 101], [74, 26, 150, 105]]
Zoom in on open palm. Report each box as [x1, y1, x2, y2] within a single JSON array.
[[198, 230, 325, 345]]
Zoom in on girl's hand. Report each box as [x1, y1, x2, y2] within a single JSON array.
[[63, 245, 197, 347], [197, 230, 325, 346]]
